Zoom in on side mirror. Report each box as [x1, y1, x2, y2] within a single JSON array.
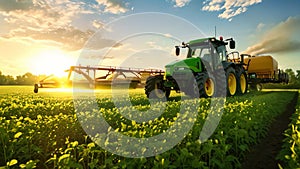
[[229, 40, 235, 49], [175, 46, 180, 56]]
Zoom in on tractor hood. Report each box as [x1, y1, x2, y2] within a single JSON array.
[[165, 57, 202, 76]]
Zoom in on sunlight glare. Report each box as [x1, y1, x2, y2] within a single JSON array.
[[32, 49, 74, 77]]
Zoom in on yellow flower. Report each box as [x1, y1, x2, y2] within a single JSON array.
[[14, 132, 22, 139]]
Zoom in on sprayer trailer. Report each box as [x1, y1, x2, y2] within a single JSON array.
[[145, 37, 248, 99], [244, 55, 289, 91]]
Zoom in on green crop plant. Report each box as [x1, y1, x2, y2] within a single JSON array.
[[277, 91, 300, 169], [0, 86, 297, 168]]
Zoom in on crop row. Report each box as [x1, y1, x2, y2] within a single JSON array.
[[277, 91, 300, 169], [0, 88, 297, 168]]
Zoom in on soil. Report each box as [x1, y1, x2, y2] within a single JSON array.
[[241, 92, 299, 169]]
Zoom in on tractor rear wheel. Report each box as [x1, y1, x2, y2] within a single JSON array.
[[236, 68, 248, 95], [226, 67, 237, 96], [145, 75, 170, 99]]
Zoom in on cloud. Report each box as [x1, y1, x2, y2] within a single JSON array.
[[256, 22, 265, 31], [0, 0, 128, 51], [202, 0, 262, 20], [243, 16, 300, 55], [92, 20, 104, 29], [172, 0, 191, 7], [6, 26, 95, 51], [95, 0, 128, 14], [0, 0, 33, 12], [171, 0, 191, 7], [85, 38, 123, 50]]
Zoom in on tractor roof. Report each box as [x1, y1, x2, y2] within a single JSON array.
[[188, 37, 227, 47]]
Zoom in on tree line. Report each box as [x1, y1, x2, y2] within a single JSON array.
[[284, 69, 300, 88], [0, 71, 43, 85]]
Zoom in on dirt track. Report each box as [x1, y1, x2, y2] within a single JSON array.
[[241, 92, 299, 169]]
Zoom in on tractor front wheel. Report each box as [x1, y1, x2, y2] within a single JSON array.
[[34, 84, 39, 93], [145, 75, 170, 99], [197, 73, 215, 98]]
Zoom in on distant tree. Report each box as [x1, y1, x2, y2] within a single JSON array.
[[15, 72, 38, 85], [295, 70, 300, 85], [0, 71, 16, 85], [5, 75, 16, 85], [0, 71, 42, 85], [285, 69, 296, 84], [296, 70, 300, 80], [0, 71, 7, 84]]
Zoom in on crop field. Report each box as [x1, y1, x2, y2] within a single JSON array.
[[0, 86, 299, 168], [277, 91, 300, 168]]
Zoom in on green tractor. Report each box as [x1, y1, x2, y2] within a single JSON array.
[[145, 37, 248, 99]]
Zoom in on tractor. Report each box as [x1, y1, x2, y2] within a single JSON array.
[[145, 37, 248, 99]]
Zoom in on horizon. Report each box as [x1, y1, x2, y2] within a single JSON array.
[[0, 0, 300, 77]]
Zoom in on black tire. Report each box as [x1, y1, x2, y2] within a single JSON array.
[[213, 69, 227, 97], [249, 83, 262, 92], [198, 73, 215, 98], [130, 81, 139, 89], [145, 75, 170, 99], [185, 72, 215, 98], [226, 67, 237, 96], [165, 88, 171, 98], [236, 68, 248, 95], [34, 84, 39, 93], [184, 77, 199, 98]]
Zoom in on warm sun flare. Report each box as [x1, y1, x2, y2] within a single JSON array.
[[32, 50, 74, 77]]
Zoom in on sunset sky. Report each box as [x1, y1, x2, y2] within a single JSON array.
[[0, 0, 300, 77]]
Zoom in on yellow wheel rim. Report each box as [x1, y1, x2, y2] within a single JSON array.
[[205, 78, 214, 97], [228, 73, 237, 95], [240, 74, 247, 94]]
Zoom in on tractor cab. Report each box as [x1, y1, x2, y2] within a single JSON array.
[[173, 37, 235, 73]]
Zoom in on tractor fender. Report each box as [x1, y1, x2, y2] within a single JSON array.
[[222, 62, 236, 70]]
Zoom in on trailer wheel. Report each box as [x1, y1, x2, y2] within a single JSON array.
[[226, 67, 237, 96], [145, 75, 170, 99], [236, 69, 248, 95], [256, 83, 263, 91], [34, 84, 39, 93]]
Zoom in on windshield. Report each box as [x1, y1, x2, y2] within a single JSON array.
[[188, 41, 211, 58], [188, 41, 225, 69], [216, 45, 227, 62]]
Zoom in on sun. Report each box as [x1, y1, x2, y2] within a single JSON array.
[[32, 49, 75, 77]]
